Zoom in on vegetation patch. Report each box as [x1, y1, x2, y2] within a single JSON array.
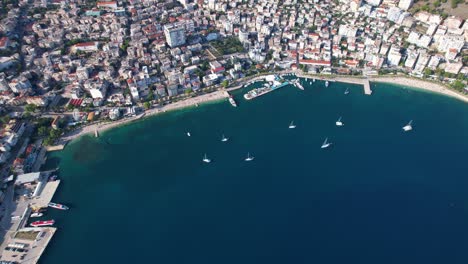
[[14, 231, 40, 241]]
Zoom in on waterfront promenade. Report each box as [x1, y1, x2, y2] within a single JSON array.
[[55, 72, 467, 147]]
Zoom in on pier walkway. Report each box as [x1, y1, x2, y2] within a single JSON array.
[[363, 79, 372, 95]]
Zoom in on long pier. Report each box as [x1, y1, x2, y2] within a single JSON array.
[[363, 79, 372, 95]]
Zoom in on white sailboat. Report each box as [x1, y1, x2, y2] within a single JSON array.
[[402, 120, 413, 132], [321, 138, 332, 149], [186, 132, 191, 137], [344, 88, 349, 95], [336, 117, 344, 127], [245, 152, 254, 161], [221, 134, 229, 142], [202, 154, 211, 163], [288, 121, 296, 129]]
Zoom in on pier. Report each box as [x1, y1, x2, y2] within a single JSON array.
[[363, 79, 372, 95]]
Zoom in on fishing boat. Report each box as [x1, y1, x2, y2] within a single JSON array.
[[221, 135, 229, 142], [321, 138, 332, 149], [186, 132, 191, 137], [30, 220, 55, 227], [30, 213, 43, 218], [289, 121, 296, 129], [402, 120, 413, 131], [344, 88, 349, 95], [202, 154, 211, 163], [48, 202, 69, 210], [245, 152, 254, 161], [336, 117, 344, 127]]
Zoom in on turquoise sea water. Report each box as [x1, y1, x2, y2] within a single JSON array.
[[41, 80, 468, 264]]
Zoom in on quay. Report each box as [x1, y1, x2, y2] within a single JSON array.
[[0, 227, 56, 264]]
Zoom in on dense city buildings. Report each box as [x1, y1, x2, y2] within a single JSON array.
[[0, 0, 466, 261]]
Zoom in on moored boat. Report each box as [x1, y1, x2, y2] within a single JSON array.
[[229, 96, 237, 107], [30, 213, 43, 218], [31, 220, 55, 227], [48, 202, 69, 210]]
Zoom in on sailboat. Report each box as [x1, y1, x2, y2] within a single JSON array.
[[288, 121, 296, 129], [202, 154, 211, 163], [245, 152, 254, 161], [344, 88, 349, 95], [221, 134, 229, 142], [321, 138, 332, 149], [186, 132, 191, 137], [402, 120, 413, 132], [336, 117, 344, 126]]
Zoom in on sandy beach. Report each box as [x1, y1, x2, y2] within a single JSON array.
[[295, 73, 468, 103], [369, 76, 468, 103], [60, 90, 229, 144]]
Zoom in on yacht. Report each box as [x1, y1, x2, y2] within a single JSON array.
[[245, 152, 254, 161], [30, 212, 43, 218], [402, 120, 413, 132], [202, 154, 211, 163], [321, 138, 332, 149], [186, 132, 191, 137], [221, 134, 229, 142], [325, 81, 329, 87], [344, 88, 349, 95], [288, 121, 296, 129], [336, 117, 344, 127]]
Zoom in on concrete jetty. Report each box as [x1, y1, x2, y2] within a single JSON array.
[[363, 79, 372, 95]]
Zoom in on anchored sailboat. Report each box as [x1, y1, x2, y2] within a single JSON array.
[[321, 138, 332, 149], [402, 120, 413, 132], [336, 117, 344, 126], [289, 121, 296, 129], [344, 88, 349, 94], [245, 152, 254, 161], [202, 154, 211, 163], [221, 134, 229, 142]]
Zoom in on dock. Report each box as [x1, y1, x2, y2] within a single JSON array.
[[0, 227, 56, 264], [29, 180, 61, 210], [363, 79, 372, 95]]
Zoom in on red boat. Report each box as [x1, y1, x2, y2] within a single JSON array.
[[30, 220, 55, 227]]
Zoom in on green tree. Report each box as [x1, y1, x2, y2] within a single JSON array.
[[38, 126, 49, 137], [221, 80, 229, 88], [0, 115, 10, 125], [185, 88, 193, 94], [25, 104, 37, 113], [148, 89, 154, 101], [451, 80, 465, 91], [143, 101, 151, 109]]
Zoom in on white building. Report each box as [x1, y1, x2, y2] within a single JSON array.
[[164, 24, 186, 48], [90, 85, 107, 99], [387, 45, 402, 66], [398, 0, 413, 10]]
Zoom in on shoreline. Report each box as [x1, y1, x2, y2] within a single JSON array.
[[59, 90, 229, 144], [57, 73, 467, 147]]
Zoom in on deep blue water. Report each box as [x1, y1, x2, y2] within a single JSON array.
[[41, 80, 468, 264]]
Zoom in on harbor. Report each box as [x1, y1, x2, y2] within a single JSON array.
[[0, 170, 65, 263], [243, 75, 290, 100]]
